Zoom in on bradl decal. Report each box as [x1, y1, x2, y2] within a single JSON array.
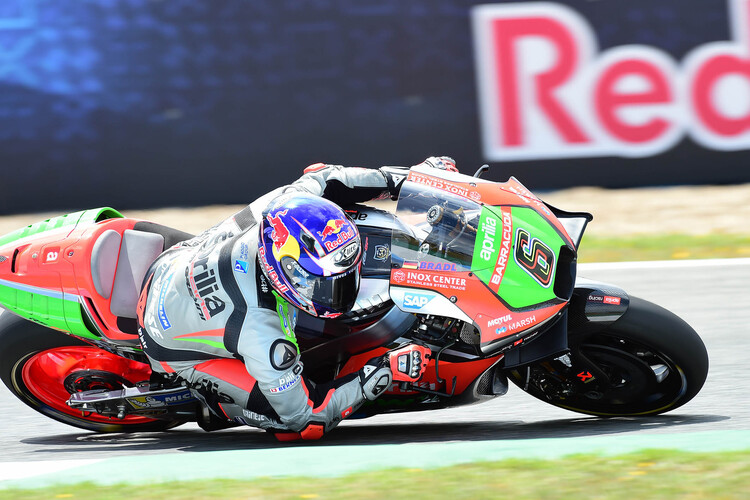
[[472, 0, 750, 160]]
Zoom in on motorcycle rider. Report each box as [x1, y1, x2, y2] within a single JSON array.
[[136, 156, 458, 440]]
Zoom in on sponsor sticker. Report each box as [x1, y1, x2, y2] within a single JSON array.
[[392, 269, 406, 283], [401, 270, 467, 291], [374, 244, 390, 262], [588, 294, 622, 305], [266, 209, 290, 252], [258, 246, 290, 293], [186, 256, 226, 320], [418, 261, 458, 271], [493, 315, 537, 336], [319, 218, 347, 238], [402, 293, 434, 310], [234, 260, 248, 274], [44, 247, 60, 263], [490, 208, 513, 288], [269, 340, 298, 371], [409, 171, 481, 201], [487, 314, 512, 328], [157, 274, 173, 330], [270, 373, 301, 394]]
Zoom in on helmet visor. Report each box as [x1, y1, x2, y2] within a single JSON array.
[[280, 257, 360, 313]]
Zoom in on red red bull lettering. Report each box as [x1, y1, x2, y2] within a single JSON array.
[[258, 247, 289, 293], [323, 227, 354, 252]]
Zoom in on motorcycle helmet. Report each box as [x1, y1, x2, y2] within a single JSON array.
[[258, 192, 362, 317]]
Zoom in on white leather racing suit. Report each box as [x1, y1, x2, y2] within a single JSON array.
[[137, 163, 409, 438]]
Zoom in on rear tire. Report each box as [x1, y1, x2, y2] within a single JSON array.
[[0, 313, 187, 432], [508, 296, 709, 416]]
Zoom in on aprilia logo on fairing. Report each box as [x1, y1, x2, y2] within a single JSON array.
[[472, 0, 750, 160], [479, 215, 497, 261]]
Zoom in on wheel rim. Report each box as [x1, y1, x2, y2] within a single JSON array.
[[564, 334, 688, 415], [17, 346, 158, 424], [511, 333, 689, 416]]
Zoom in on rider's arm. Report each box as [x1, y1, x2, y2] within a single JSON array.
[[289, 156, 456, 205], [286, 163, 404, 206]]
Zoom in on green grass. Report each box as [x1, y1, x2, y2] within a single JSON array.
[[1, 450, 749, 500], [577, 234, 750, 263]]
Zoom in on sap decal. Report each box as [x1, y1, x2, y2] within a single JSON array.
[[472, 0, 750, 160], [402, 293, 434, 310]]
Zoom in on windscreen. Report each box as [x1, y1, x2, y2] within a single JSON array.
[[391, 181, 483, 273]]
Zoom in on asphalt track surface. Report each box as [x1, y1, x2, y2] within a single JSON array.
[[1, 259, 749, 488]]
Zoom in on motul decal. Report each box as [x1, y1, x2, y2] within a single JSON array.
[[472, 0, 750, 160]]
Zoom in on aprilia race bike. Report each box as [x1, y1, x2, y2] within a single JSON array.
[[0, 165, 708, 433]]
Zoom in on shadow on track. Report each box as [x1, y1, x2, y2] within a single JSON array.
[[21, 414, 728, 455]]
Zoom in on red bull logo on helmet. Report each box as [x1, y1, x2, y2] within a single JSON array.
[[319, 218, 356, 252], [324, 226, 355, 252], [267, 210, 290, 252], [318, 218, 347, 239], [266, 209, 300, 261]]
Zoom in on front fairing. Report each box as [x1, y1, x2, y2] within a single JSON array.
[[390, 167, 580, 354]]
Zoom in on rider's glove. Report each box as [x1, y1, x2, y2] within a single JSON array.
[[387, 344, 431, 383], [417, 156, 459, 173], [358, 344, 431, 401]]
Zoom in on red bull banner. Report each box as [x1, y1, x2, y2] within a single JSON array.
[[472, 0, 750, 161]]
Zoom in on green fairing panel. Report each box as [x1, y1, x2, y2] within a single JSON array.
[[472, 206, 567, 309], [0, 207, 123, 248], [0, 207, 124, 340]]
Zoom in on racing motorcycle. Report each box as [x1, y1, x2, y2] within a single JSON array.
[[0, 165, 709, 433]]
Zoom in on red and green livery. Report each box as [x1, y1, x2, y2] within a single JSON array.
[[0, 165, 708, 435]]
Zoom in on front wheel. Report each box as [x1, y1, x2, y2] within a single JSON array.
[[507, 296, 709, 417], [0, 313, 187, 432]]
